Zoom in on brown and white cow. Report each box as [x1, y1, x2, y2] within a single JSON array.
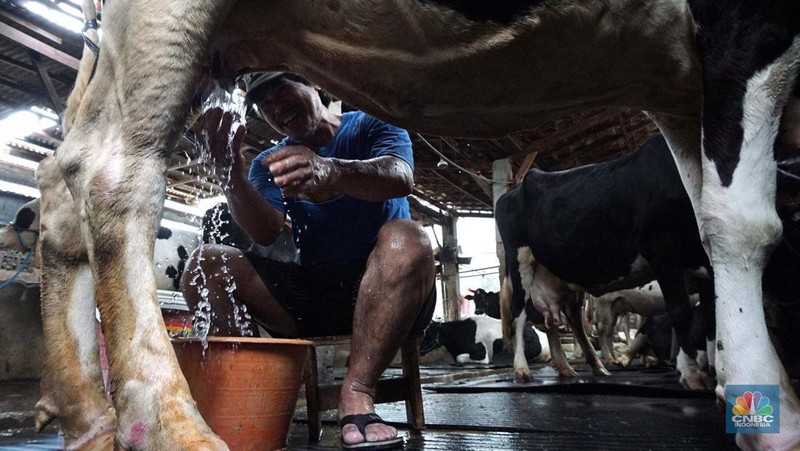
[[592, 282, 667, 365], [42, 0, 800, 449]]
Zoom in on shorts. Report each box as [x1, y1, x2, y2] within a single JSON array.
[[243, 251, 436, 338]]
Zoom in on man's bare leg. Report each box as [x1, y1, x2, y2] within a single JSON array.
[[180, 244, 297, 337], [339, 219, 434, 446]]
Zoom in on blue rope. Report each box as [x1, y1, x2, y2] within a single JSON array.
[[0, 228, 35, 291], [0, 247, 33, 290]]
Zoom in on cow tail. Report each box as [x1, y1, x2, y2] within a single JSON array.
[[62, 0, 100, 135], [500, 275, 515, 349]]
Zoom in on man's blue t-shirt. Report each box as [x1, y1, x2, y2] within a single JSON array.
[[249, 111, 413, 268]]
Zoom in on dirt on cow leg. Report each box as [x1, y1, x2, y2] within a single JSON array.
[[35, 158, 117, 449]]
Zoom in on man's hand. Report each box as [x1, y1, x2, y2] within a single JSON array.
[[202, 107, 246, 181], [263, 145, 334, 197]]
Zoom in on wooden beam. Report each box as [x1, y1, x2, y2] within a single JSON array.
[[428, 170, 492, 209], [30, 52, 63, 114], [514, 151, 538, 183], [415, 159, 490, 169], [441, 137, 492, 198], [509, 110, 617, 160], [0, 53, 74, 84], [0, 22, 79, 70], [409, 190, 451, 217], [407, 194, 447, 226], [0, 10, 62, 45]]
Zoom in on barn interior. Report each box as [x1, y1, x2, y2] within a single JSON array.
[[0, 1, 797, 450]]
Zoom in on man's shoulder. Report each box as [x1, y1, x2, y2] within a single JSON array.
[[342, 110, 387, 128], [342, 111, 409, 138]]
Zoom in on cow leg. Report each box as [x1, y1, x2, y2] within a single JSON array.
[[621, 315, 631, 345], [656, 268, 711, 391], [50, 1, 235, 449], [698, 29, 800, 449], [617, 332, 649, 368], [695, 277, 717, 374], [511, 310, 533, 382], [513, 247, 576, 378], [545, 325, 577, 378], [596, 303, 618, 364], [36, 159, 116, 449], [563, 293, 609, 376]]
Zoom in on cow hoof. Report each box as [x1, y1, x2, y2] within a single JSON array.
[[556, 368, 579, 378], [64, 407, 117, 451], [34, 397, 59, 431], [66, 429, 115, 451], [514, 369, 533, 383], [680, 369, 714, 391], [614, 356, 631, 367], [34, 408, 56, 432], [680, 376, 705, 391], [593, 367, 612, 377]]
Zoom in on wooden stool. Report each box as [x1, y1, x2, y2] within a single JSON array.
[[302, 333, 425, 442]]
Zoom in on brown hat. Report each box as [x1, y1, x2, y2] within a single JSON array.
[[243, 71, 287, 105]]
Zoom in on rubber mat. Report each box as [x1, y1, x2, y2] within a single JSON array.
[[426, 366, 715, 399]]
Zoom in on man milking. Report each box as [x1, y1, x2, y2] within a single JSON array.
[[182, 72, 435, 449]]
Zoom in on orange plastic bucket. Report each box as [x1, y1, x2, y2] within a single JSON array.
[[172, 337, 312, 451]]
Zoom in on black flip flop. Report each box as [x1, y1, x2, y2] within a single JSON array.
[[339, 413, 405, 450]]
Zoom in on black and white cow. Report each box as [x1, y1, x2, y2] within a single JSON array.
[[497, 135, 715, 388], [420, 314, 548, 365], [467, 286, 607, 377], [153, 226, 199, 292], [466, 288, 502, 318], [0, 199, 41, 273]]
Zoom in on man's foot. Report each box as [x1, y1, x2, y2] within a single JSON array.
[[339, 413, 403, 450], [339, 383, 402, 449]]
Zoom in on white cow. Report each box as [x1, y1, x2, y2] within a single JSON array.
[[40, 1, 800, 449]]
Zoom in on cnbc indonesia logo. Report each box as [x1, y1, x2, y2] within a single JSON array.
[[727, 385, 780, 434]]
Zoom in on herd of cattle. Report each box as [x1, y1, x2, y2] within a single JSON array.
[[5, 133, 799, 407], [421, 134, 800, 392], [3, 132, 800, 444]]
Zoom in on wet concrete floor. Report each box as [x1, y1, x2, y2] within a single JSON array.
[[0, 363, 738, 450]]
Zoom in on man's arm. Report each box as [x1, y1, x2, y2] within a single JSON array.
[[223, 168, 286, 246], [264, 146, 414, 202], [204, 108, 285, 246]]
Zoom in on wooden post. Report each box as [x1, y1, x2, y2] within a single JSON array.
[[441, 214, 461, 321], [493, 158, 513, 284]]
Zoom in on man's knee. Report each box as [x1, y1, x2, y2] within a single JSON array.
[[374, 221, 434, 285], [180, 244, 239, 291], [376, 220, 433, 264]]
